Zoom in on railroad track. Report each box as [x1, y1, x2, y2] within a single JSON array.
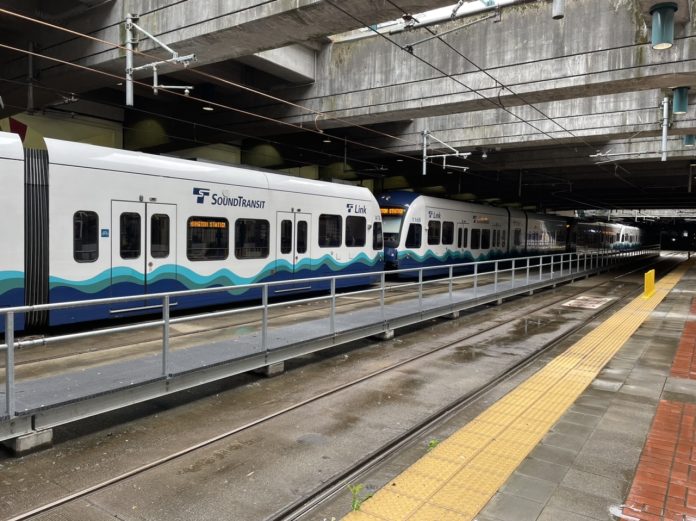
[[5, 260, 598, 369], [3, 254, 679, 521]]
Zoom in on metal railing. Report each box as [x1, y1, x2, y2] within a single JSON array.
[[0, 247, 657, 419]]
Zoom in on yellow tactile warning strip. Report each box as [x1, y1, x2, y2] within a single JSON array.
[[343, 260, 693, 521]]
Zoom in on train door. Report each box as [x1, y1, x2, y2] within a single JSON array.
[[276, 211, 312, 284], [110, 201, 178, 314], [145, 203, 177, 298]]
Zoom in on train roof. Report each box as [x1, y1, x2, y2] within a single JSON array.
[[0, 132, 24, 161], [43, 137, 375, 201]]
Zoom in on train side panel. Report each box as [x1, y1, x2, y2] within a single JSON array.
[[384, 193, 509, 274], [526, 214, 571, 255], [45, 139, 382, 325], [0, 133, 25, 332]]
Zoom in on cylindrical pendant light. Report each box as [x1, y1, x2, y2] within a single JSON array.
[[650, 2, 678, 50], [673, 87, 690, 114], [552, 0, 565, 20]]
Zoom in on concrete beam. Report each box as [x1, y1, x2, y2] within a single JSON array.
[[230, 1, 696, 134], [0, 0, 457, 113], [352, 90, 688, 154], [237, 44, 316, 83], [638, 0, 691, 24]]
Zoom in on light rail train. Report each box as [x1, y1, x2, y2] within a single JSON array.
[[377, 192, 643, 273], [0, 132, 384, 330], [0, 132, 644, 331]]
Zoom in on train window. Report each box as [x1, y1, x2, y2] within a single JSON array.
[[235, 219, 270, 259], [281, 220, 292, 254], [151, 214, 170, 259], [471, 229, 481, 249], [120, 212, 141, 259], [73, 211, 99, 263], [346, 216, 367, 247], [427, 221, 441, 245], [481, 229, 491, 249], [442, 221, 454, 245], [373, 222, 383, 250], [187, 217, 229, 261], [297, 221, 308, 254], [319, 214, 342, 247], [457, 228, 462, 248], [462, 228, 468, 248], [406, 224, 422, 248], [493, 230, 499, 247], [513, 229, 522, 247]]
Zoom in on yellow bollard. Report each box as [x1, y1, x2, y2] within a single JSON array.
[[644, 269, 655, 298]]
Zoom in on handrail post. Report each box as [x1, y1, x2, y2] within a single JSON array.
[[380, 272, 385, 324], [162, 296, 170, 378], [418, 269, 423, 312], [474, 262, 478, 297], [539, 256, 543, 280], [448, 265, 453, 302], [331, 277, 336, 335], [494, 260, 499, 292], [262, 284, 269, 352], [511, 258, 516, 289], [526, 257, 530, 286], [5, 312, 15, 418], [551, 255, 555, 278]]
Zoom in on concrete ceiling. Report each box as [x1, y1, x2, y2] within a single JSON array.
[[1, 0, 696, 211]]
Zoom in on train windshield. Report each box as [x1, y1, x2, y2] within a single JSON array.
[[381, 208, 405, 247]]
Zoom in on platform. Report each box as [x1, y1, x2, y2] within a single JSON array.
[[1, 253, 626, 443], [342, 259, 696, 521]]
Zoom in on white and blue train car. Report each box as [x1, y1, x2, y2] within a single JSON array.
[[378, 191, 570, 274], [8, 134, 384, 328], [575, 222, 642, 252], [0, 133, 25, 332]]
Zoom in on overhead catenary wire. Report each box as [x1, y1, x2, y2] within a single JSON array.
[[331, 0, 645, 197], [0, 6, 416, 149], [0, 76, 391, 173], [0, 42, 426, 167], [0, 5, 668, 210]]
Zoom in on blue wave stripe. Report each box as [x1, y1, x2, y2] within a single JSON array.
[[0, 270, 24, 295], [49, 254, 382, 294]]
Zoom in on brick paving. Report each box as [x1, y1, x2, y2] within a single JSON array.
[[623, 298, 696, 521]]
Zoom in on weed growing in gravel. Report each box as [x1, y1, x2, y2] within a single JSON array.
[[427, 438, 440, 451], [348, 483, 372, 511]]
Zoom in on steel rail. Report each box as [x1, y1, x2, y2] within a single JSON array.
[[265, 255, 680, 521], [2, 254, 673, 521]]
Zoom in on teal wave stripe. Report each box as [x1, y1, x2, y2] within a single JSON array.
[[397, 249, 493, 263], [50, 267, 145, 293], [0, 271, 24, 295], [48, 253, 382, 293]]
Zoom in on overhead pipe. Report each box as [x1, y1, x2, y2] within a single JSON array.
[[392, 0, 530, 34], [661, 96, 669, 162], [125, 13, 135, 107]]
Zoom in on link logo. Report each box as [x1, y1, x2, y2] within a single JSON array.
[[193, 187, 210, 204], [347, 203, 367, 214]]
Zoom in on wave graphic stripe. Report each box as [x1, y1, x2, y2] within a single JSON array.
[[0, 271, 24, 295], [49, 254, 382, 294]]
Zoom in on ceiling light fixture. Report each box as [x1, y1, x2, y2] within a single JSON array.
[[202, 105, 214, 112], [650, 2, 678, 50]]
